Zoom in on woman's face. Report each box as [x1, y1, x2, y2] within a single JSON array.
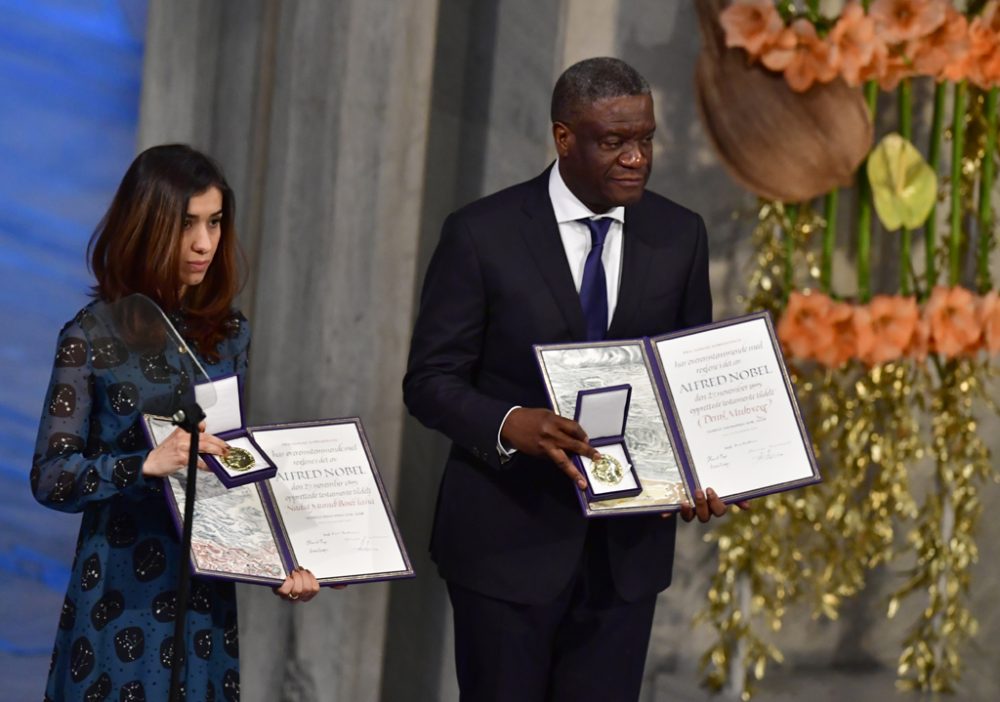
[[178, 186, 223, 293]]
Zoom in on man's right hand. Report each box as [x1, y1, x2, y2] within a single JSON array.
[[499, 407, 595, 489]]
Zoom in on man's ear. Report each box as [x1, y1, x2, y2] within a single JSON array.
[[552, 122, 573, 158]]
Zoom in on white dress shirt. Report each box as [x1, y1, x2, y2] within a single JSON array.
[[548, 160, 625, 319], [497, 163, 627, 459]]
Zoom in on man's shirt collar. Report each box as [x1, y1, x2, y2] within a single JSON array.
[[548, 161, 626, 225]]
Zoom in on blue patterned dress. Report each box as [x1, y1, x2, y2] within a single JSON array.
[[31, 302, 250, 702]]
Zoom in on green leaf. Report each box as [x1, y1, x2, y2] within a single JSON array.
[[867, 133, 938, 231]]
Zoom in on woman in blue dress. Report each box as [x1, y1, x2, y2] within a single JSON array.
[[31, 144, 319, 701]]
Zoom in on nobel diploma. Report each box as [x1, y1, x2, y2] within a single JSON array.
[[653, 316, 818, 501]]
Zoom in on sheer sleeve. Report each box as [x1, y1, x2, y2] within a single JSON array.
[[30, 316, 158, 513], [229, 311, 251, 378]]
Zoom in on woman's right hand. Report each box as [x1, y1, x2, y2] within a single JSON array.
[[142, 422, 229, 477]]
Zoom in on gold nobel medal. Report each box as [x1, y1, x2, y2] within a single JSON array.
[[221, 446, 255, 473], [591, 454, 624, 486]]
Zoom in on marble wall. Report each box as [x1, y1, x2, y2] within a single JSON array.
[[138, 1, 1000, 700]]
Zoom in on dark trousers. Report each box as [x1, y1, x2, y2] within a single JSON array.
[[446, 522, 658, 702]]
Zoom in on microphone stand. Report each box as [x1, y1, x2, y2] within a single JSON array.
[[168, 402, 206, 702]]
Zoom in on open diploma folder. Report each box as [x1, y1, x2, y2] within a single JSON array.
[[143, 412, 414, 586], [534, 312, 821, 517]]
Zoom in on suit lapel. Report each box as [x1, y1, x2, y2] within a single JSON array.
[[607, 200, 654, 338], [520, 171, 587, 340]]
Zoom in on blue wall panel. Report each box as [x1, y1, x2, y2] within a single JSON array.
[[0, 1, 145, 697]]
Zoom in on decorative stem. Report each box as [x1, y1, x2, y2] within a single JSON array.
[[822, 190, 838, 294], [724, 573, 752, 700], [785, 203, 799, 301], [899, 79, 913, 296], [858, 82, 878, 303], [931, 482, 956, 678], [949, 81, 967, 287], [977, 87, 998, 293], [925, 82, 947, 295]]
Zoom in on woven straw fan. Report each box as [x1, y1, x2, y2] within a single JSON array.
[[694, 0, 873, 202]]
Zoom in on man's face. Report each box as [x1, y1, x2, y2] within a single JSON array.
[[553, 93, 655, 213]]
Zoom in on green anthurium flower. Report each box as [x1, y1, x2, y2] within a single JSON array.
[[867, 132, 937, 231]]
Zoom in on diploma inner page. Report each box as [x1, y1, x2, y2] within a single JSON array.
[[655, 318, 815, 498], [252, 423, 407, 581]]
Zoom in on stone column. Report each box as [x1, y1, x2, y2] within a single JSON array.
[[139, 0, 439, 699], [377, 0, 569, 699]]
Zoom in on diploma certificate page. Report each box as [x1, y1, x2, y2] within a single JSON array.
[[655, 317, 815, 498], [252, 423, 407, 580]]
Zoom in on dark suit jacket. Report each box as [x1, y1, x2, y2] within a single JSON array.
[[403, 166, 712, 605]]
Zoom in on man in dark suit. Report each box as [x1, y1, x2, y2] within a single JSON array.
[[404, 57, 734, 701]]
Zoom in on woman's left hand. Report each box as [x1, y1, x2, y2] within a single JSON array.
[[273, 567, 320, 603]]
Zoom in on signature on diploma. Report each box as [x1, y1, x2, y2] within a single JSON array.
[[705, 452, 730, 469], [749, 443, 789, 461], [345, 535, 385, 553]]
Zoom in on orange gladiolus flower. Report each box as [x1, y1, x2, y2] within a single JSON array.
[[814, 300, 859, 369], [849, 33, 915, 90], [925, 286, 982, 358], [968, 1, 1000, 88], [777, 290, 836, 360], [974, 0, 1000, 35], [855, 295, 919, 365], [829, 2, 880, 86], [909, 4, 969, 79], [979, 291, 1000, 353], [857, 40, 914, 90], [762, 19, 838, 92], [907, 312, 932, 361], [869, 0, 948, 44], [720, 0, 786, 57], [851, 304, 876, 363]]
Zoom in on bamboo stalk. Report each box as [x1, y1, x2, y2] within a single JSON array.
[[949, 81, 967, 287], [723, 573, 753, 700], [858, 82, 878, 302], [925, 82, 947, 294], [822, 190, 838, 294], [976, 87, 998, 293], [899, 79, 913, 295], [785, 203, 799, 301]]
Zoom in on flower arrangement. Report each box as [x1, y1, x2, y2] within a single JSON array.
[[695, 1, 1000, 699], [778, 286, 1000, 366], [721, 0, 1000, 91]]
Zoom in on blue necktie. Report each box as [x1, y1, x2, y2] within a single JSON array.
[[579, 218, 612, 341]]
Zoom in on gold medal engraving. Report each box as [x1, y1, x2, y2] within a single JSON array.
[[221, 446, 255, 473], [591, 454, 624, 486]]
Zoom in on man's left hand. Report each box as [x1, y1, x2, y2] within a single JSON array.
[[662, 488, 750, 523]]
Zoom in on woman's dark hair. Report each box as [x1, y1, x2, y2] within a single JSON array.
[[88, 144, 244, 361]]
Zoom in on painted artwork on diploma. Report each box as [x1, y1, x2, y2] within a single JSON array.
[[535, 341, 689, 515], [167, 471, 285, 582]]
